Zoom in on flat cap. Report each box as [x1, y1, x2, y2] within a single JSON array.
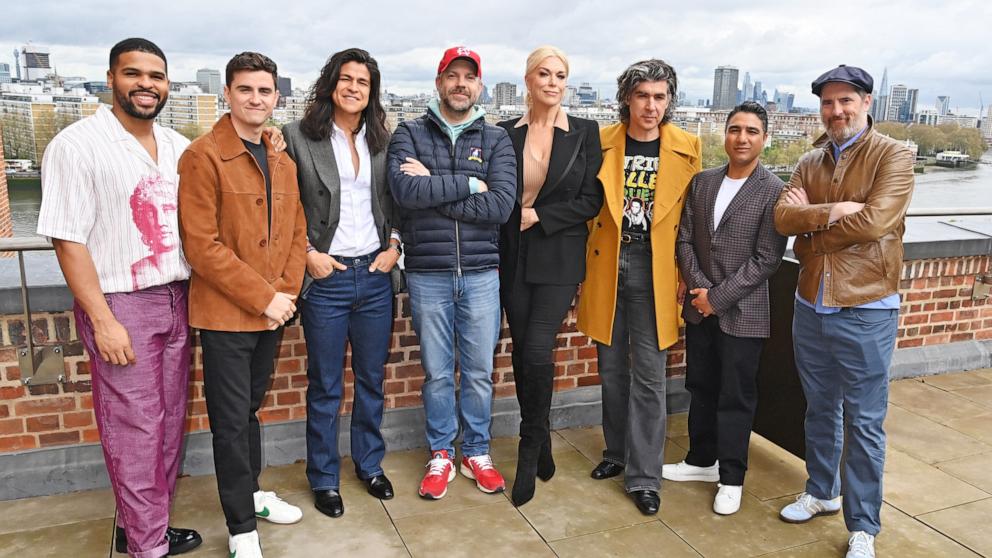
[[811, 65, 873, 96]]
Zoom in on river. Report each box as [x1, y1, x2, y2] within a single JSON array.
[[4, 150, 992, 237]]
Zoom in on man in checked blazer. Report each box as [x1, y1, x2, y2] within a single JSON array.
[[664, 101, 787, 515]]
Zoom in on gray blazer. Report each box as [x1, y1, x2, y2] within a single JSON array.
[[283, 120, 400, 294], [676, 163, 787, 338]]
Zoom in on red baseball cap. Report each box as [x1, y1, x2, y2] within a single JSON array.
[[437, 46, 482, 78]]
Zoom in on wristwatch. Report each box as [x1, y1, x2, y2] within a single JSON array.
[[388, 243, 403, 255]]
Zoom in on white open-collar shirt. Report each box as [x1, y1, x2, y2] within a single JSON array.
[[327, 122, 381, 258]]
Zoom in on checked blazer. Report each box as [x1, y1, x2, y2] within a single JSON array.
[[676, 163, 788, 338]]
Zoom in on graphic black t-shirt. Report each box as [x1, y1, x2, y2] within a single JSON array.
[[243, 139, 272, 231], [622, 135, 660, 235]]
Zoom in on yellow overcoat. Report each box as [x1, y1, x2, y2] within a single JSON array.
[[576, 121, 702, 350]]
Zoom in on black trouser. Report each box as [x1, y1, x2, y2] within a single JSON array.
[[502, 238, 577, 431], [200, 328, 280, 535], [683, 316, 764, 486]]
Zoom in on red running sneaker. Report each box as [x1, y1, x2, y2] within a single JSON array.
[[460, 454, 506, 493], [419, 450, 456, 499]]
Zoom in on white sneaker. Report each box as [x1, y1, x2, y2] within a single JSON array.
[[662, 460, 720, 482], [713, 484, 742, 515], [779, 492, 842, 523], [846, 531, 875, 558], [229, 530, 263, 558], [254, 490, 303, 524]]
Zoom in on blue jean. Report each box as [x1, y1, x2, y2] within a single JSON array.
[[793, 302, 898, 535], [302, 252, 394, 491], [406, 269, 501, 457]]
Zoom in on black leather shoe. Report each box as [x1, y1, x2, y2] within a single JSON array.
[[631, 490, 660, 515], [590, 460, 624, 480], [115, 526, 202, 555], [314, 489, 344, 518], [365, 475, 394, 500]]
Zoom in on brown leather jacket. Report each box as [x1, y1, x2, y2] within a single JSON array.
[[774, 120, 914, 307], [178, 114, 307, 331]]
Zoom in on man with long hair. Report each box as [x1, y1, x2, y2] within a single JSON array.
[[283, 48, 401, 518]]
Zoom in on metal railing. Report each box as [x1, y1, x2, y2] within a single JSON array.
[[0, 236, 63, 385]]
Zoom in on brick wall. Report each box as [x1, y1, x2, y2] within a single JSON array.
[[897, 255, 990, 347], [0, 254, 986, 454]]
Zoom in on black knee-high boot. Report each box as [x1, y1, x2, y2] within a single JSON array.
[[535, 363, 556, 481], [513, 363, 555, 506]]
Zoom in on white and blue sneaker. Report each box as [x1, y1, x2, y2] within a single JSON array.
[[846, 531, 875, 558], [779, 491, 841, 523], [254, 490, 303, 524], [229, 530, 263, 558]]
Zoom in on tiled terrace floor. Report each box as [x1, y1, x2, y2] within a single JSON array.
[[2, 369, 992, 557]]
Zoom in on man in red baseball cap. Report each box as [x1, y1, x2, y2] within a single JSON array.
[[387, 45, 517, 500]]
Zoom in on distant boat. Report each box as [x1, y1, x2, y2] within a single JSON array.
[[934, 151, 977, 169]]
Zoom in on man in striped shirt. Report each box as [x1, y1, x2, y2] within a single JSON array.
[[37, 38, 200, 558]]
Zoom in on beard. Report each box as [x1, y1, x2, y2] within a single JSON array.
[[440, 87, 476, 115], [115, 88, 168, 120], [823, 115, 862, 144]]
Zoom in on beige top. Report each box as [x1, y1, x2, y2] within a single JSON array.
[[515, 108, 569, 208]]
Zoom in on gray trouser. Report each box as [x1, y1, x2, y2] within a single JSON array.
[[597, 242, 668, 492]]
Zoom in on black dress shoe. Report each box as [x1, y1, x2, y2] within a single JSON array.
[[631, 490, 660, 515], [115, 526, 202, 555], [590, 460, 624, 480], [365, 475, 394, 500], [314, 489, 344, 518]]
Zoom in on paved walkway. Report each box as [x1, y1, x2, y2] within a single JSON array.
[[2, 370, 992, 557]]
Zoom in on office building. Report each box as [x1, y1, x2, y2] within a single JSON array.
[[492, 82, 517, 107], [936, 96, 950, 116], [156, 86, 218, 138], [195, 68, 222, 95], [886, 84, 908, 122], [0, 64, 10, 84], [21, 45, 52, 82], [712, 66, 739, 110]]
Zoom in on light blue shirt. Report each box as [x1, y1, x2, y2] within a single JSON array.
[[796, 125, 900, 314]]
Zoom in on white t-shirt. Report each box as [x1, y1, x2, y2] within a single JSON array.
[[327, 122, 380, 258], [37, 105, 191, 293], [712, 175, 748, 230]]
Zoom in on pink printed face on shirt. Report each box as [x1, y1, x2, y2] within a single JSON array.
[[130, 175, 177, 254]]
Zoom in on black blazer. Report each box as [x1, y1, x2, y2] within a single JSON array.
[[283, 121, 399, 294], [497, 114, 604, 290]]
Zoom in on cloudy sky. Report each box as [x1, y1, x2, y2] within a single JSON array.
[[3, 0, 990, 114]]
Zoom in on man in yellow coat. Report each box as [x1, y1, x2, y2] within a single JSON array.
[[576, 59, 701, 516]]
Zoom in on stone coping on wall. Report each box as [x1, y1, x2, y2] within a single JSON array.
[[3, 216, 991, 314]]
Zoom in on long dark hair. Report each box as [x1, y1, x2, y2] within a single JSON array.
[[300, 48, 389, 154]]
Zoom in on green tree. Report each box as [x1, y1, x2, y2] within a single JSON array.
[[875, 121, 909, 140], [700, 133, 728, 170]]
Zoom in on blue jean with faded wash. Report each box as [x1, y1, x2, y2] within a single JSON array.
[[406, 269, 501, 458]]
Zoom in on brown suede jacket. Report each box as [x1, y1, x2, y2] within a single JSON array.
[[178, 114, 307, 331], [774, 119, 914, 307]]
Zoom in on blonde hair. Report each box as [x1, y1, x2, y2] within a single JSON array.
[[524, 46, 569, 107]]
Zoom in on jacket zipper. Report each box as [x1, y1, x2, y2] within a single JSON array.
[[450, 139, 462, 277]]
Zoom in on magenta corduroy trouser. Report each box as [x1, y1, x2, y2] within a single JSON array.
[[75, 281, 190, 558]]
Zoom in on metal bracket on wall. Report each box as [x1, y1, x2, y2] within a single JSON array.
[[3, 238, 65, 386], [973, 274, 992, 301]]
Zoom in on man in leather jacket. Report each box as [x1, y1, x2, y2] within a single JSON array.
[[774, 65, 914, 558]]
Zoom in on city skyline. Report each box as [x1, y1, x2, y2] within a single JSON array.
[[2, 0, 990, 115]]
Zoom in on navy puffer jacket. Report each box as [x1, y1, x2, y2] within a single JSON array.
[[388, 111, 517, 272]]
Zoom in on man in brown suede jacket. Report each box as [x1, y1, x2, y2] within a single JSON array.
[[178, 52, 307, 558]]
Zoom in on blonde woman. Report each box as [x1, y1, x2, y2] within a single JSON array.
[[497, 46, 604, 507]]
